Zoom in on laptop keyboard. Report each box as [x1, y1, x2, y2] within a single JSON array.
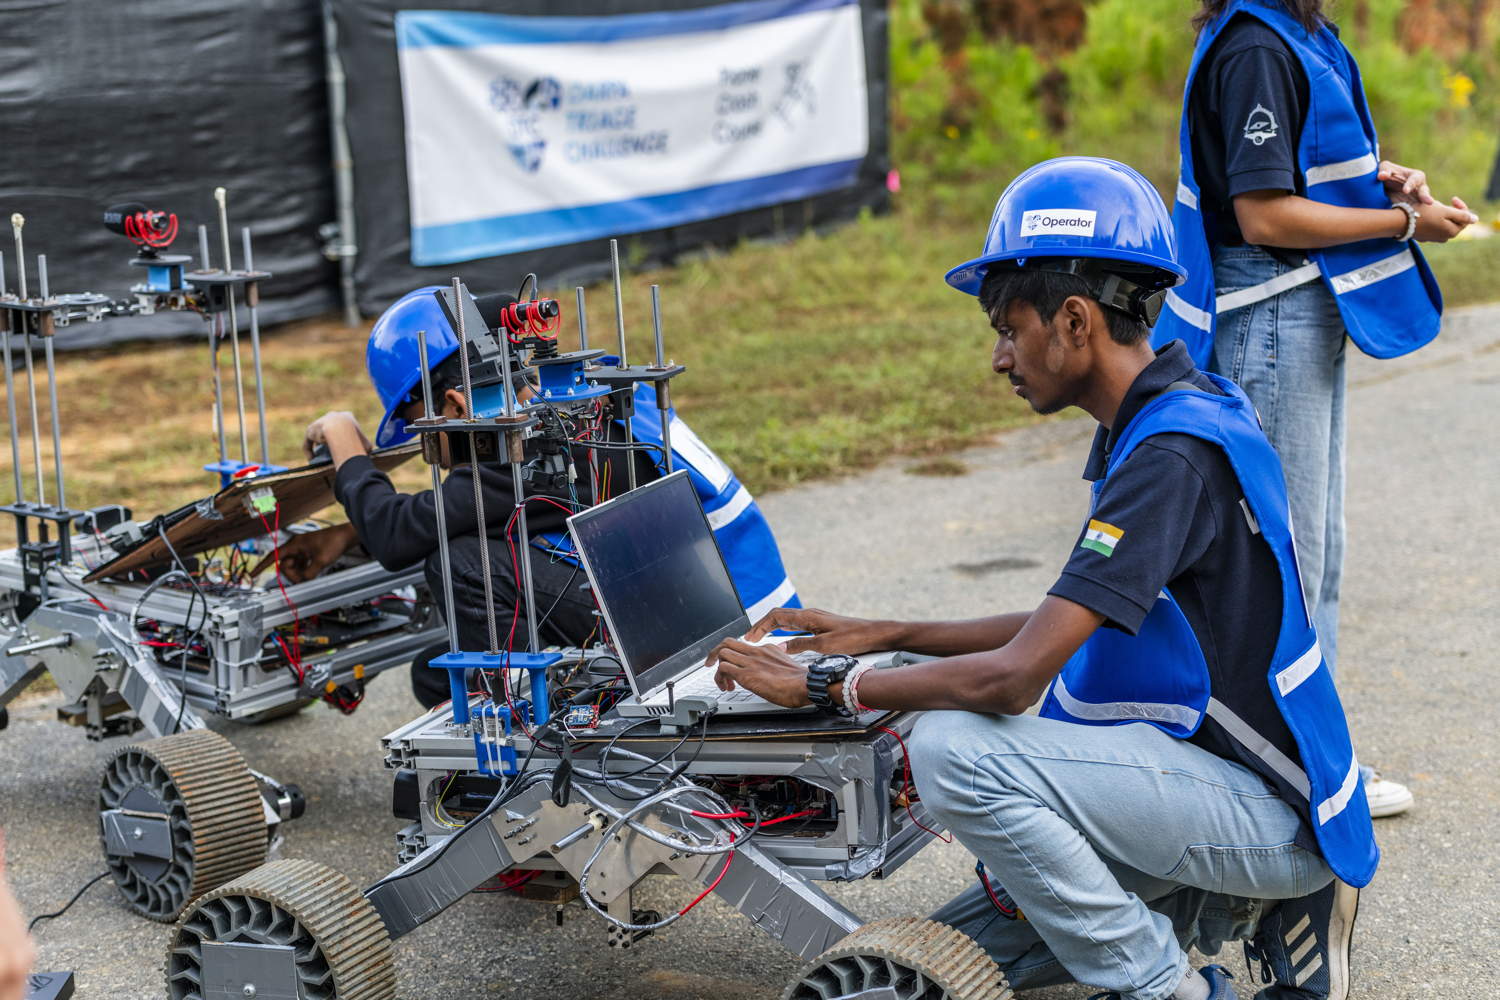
[[647, 650, 823, 706]]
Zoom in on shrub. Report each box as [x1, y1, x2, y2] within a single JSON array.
[[891, 0, 1500, 212]]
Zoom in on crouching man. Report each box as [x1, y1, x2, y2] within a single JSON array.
[[709, 157, 1374, 1000]]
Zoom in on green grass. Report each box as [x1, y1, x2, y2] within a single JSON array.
[[623, 208, 1039, 491]]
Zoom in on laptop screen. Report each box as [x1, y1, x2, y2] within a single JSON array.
[[566, 471, 748, 697]]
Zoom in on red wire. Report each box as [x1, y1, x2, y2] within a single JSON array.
[[879, 726, 952, 843], [497, 493, 589, 736], [473, 869, 541, 893], [259, 511, 306, 682], [688, 808, 821, 828], [272, 634, 302, 682], [678, 848, 734, 917], [978, 864, 1018, 917]]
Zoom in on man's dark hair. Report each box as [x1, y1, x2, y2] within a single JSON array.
[[426, 357, 465, 402], [1193, 0, 1325, 33], [977, 267, 1149, 346]]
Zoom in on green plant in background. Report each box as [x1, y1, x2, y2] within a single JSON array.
[[1056, 0, 1193, 193], [891, 0, 1499, 214]]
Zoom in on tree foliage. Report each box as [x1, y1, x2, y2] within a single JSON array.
[[892, 0, 1500, 212]]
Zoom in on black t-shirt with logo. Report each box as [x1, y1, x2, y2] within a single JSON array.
[[1047, 341, 1309, 838], [1188, 13, 1312, 248]]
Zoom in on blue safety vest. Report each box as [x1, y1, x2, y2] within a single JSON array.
[[1038, 375, 1378, 887], [535, 382, 801, 622], [1156, 0, 1442, 368]]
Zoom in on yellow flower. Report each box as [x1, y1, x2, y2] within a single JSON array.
[[1025, 127, 1041, 141], [1444, 71, 1475, 109], [944, 125, 960, 139]]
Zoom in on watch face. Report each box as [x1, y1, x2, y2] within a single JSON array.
[[812, 654, 854, 675]]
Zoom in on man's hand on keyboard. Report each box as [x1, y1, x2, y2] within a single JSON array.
[[706, 638, 814, 708], [742, 607, 892, 658]]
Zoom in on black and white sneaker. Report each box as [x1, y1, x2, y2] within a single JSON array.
[[1245, 879, 1359, 999]]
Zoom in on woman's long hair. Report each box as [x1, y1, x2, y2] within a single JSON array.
[[1193, 0, 1327, 33]]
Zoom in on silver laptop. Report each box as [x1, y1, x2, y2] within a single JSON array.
[[566, 471, 882, 717]]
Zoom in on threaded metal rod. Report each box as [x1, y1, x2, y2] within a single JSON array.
[[242, 228, 271, 465], [37, 256, 65, 509], [610, 238, 627, 370], [575, 285, 589, 352], [215, 189, 250, 464], [19, 326, 44, 507], [1, 250, 23, 505], [11, 216, 44, 505], [453, 278, 500, 654], [417, 329, 460, 655], [199, 225, 227, 470], [497, 319, 542, 654], [650, 284, 673, 475]]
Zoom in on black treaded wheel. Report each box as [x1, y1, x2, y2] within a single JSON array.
[[783, 918, 1013, 1000], [166, 858, 396, 1000], [98, 728, 268, 921]]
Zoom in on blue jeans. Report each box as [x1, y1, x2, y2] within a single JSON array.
[[909, 712, 1331, 1000], [1208, 246, 1348, 669]]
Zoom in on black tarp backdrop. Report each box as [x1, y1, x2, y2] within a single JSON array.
[[0, 0, 337, 349], [330, 0, 890, 314], [2, 1, 887, 346]]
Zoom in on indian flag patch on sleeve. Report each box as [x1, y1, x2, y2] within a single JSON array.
[[1080, 519, 1123, 557]]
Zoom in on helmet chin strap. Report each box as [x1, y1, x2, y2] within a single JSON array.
[[1013, 258, 1174, 326], [1096, 273, 1167, 326]]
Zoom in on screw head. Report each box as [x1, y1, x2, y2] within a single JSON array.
[[132, 827, 143, 840], [242, 986, 257, 998]]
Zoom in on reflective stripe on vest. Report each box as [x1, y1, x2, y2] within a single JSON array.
[[1039, 375, 1378, 886], [1155, 0, 1441, 366], [1049, 673, 1202, 731], [534, 382, 800, 620]]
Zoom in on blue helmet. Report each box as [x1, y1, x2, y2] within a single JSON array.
[[366, 286, 459, 447], [945, 157, 1186, 319]]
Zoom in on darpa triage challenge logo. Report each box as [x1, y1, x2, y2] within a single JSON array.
[[489, 76, 563, 173], [488, 75, 667, 173]]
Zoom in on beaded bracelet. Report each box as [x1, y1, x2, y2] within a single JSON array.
[[843, 663, 874, 717]]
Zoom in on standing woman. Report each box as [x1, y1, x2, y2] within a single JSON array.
[[1158, 0, 1476, 820]]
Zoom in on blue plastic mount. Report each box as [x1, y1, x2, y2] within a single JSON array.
[[534, 357, 612, 404], [505, 650, 562, 726], [145, 262, 185, 293], [428, 651, 507, 725], [467, 382, 513, 419], [471, 701, 520, 775], [428, 649, 561, 773]]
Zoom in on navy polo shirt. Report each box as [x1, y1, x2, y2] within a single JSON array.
[[1188, 13, 1313, 248], [1049, 340, 1303, 792]]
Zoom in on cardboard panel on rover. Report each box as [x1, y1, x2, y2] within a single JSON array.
[[84, 445, 420, 583]]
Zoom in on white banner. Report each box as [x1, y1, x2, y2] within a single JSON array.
[[395, 0, 869, 265]]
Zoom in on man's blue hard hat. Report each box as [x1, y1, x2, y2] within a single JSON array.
[[367, 286, 459, 447], [945, 156, 1187, 296]]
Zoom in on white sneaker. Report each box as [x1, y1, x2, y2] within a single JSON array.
[[1363, 768, 1413, 818]]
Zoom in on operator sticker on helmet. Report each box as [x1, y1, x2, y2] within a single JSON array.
[[944, 156, 1187, 326]]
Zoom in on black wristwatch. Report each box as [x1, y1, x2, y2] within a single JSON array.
[[805, 654, 859, 715]]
